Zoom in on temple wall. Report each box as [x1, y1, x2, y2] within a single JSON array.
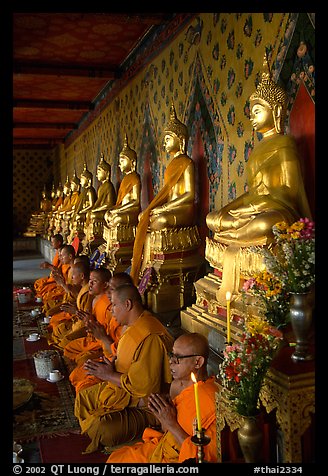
[[13, 13, 315, 235]]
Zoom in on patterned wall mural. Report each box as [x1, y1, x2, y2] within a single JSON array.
[[13, 150, 55, 235], [14, 13, 315, 235]]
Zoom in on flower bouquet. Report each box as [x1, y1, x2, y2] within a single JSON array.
[[242, 270, 290, 329], [261, 218, 315, 293], [218, 323, 282, 416]]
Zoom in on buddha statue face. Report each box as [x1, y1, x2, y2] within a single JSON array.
[[80, 175, 88, 188], [119, 154, 134, 174], [96, 164, 110, 182], [71, 181, 79, 192], [249, 98, 275, 134], [163, 132, 181, 155]]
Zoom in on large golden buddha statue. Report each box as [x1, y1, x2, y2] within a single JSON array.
[[63, 171, 81, 240], [181, 54, 312, 347], [207, 55, 311, 247], [85, 153, 116, 244], [101, 134, 141, 272], [130, 102, 201, 314]]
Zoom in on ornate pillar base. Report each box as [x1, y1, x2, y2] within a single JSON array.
[[181, 237, 267, 354], [143, 226, 204, 314], [259, 345, 315, 463]]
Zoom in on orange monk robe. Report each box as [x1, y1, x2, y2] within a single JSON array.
[[42, 265, 74, 313], [74, 311, 174, 453], [64, 293, 111, 362], [67, 304, 123, 394], [130, 155, 192, 285], [49, 283, 92, 347], [106, 376, 218, 463], [34, 250, 60, 295], [41, 263, 72, 307]]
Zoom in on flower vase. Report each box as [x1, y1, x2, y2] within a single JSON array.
[[237, 414, 263, 463], [289, 292, 314, 362]]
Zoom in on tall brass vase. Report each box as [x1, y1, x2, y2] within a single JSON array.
[[237, 414, 263, 463], [289, 292, 314, 362]]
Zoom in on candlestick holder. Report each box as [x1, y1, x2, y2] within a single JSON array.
[[191, 428, 211, 463], [225, 341, 232, 346]]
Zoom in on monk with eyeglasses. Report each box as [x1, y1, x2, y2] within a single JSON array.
[[106, 332, 218, 463]]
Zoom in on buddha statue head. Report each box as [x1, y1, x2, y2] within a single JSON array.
[[71, 170, 80, 192], [41, 185, 47, 199], [56, 182, 63, 197], [163, 101, 189, 154], [63, 176, 71, 196], [51, 183, 56, 200], [249, 53, 287, 134], [97, 153, 111, 180], [119, 134, 137, 173], [80, 163, 93, 187]]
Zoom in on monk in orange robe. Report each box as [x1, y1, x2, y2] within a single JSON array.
[[53, 268, 111, 350], [41, 244, 76, 312], [47, 255, 90, 329], [106, 332, 218, 463], [67, 272, 134, 394], [34, 233, 64, 296], [74, 284, 174, 454], [48, 261, 92, 347]]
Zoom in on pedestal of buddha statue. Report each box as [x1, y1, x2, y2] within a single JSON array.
[[180, 54, 312, 354], [83, 153, 116, 252], [130, 103, 204, 315], [100, 134, 141, 274]]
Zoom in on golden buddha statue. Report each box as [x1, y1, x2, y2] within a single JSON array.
[[62, 172, 81, 240], [130, 102, 201, 313], [72, 164, 97, 239], [39, 186, 52, 214], [24, 186, 52, 237], [54, 177, 71, 230], [181, 54, 312, 349], [101, 135, 141, 271], [196, 53, 311, 310], [86, 153, 116, 243], [206, 54, 311, 247], [47, 183, 64, 238], [104, 134, 141, 228]]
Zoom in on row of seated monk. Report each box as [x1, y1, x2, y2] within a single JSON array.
[[26, 54, 311, 292], [32, 232, 219, 463]]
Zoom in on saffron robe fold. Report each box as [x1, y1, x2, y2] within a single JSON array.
[[130, 155, 192, 284], [64, 293, 111, 361], [74, 311, 174, 453], [116, 171, 140, 205], [41, 263, 72, 309], [106, 376, 218, 463], [49, 283, 92, 347], [67, 303, 122, 394], [34, 250, 60, 295]]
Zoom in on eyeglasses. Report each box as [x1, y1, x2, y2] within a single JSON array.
[[168, 352, 201, 365]]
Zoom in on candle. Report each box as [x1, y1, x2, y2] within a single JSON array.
[[191, 372, 202, 431], [226, 291, 231, 344]]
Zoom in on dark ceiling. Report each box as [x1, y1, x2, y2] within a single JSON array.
[[13, 12, 176, 150]]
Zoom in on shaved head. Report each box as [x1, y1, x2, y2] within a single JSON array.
[[174, 333, 209, 360]]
